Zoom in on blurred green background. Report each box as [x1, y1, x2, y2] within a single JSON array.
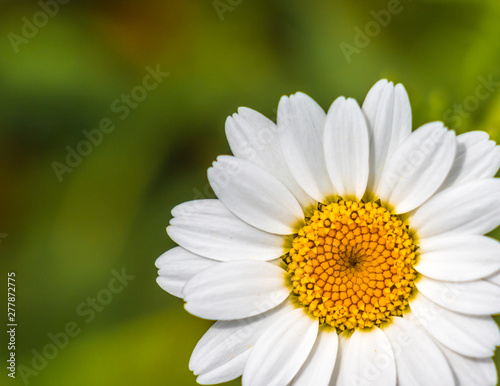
[[1, 0, 500, 385]]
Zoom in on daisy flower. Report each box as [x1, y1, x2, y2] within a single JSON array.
[[156, 79, 500, 385]]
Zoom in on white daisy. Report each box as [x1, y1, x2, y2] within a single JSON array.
[[156, 79, 500, 386]]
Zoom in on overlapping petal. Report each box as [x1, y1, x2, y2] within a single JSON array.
[[183, 260, 290, 320], [486, 270, 500, 286], [338, 328, 396, 386], [190, 300, 294, 383], [408, 293, 500, 358], [416, 276, 500, 315], [330, 331, 350, 385], [410, 178, 500, 238], [243, 308, 319, 386], [415, 234, 500, 282], [436, 341, 498, 386], [277, 92, 333, 202], [439, 131, 500, 192], [155, 247, 218, 298], [324, 97, 370, 199], [196, 351, 249, 385], [226, 107, 314, 208], [382, 316, 454, 386], [377, 122, 456, 214], [168, 199, 286, 261], [362, 80, 412, 193], [291, 327, 339, 386], [208, 156, 304, 235]]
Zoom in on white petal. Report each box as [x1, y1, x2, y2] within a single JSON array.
[[410, 178, 500, 238], [225, 107, 314, 208], [382, 316, 454, 386], [243, 308, 319, 386], [324, 97, 370, 199], [208, 156, 303, 235], [362, 80, 412, 193], [189, 299, 294, 375], [183, 261, 289, 320], [439, 131, 500, 192], [338, 328, 396, 386], [415, 234, 500, 282], [168, 199, 286, 261], [377, 122, 456, 214], [486, 270, 500, 286], [416, 276, 500, 315], [278, 92, 334, 202], [155, 247, 218, 298], [435, 341, 498, 386], [329, 332, 349, 386], [291, 327, 339, 386], [407, 293, 500, 357], [196, 350, 249, 385]]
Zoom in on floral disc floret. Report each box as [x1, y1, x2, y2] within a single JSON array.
[[284, 200, 417, 332]]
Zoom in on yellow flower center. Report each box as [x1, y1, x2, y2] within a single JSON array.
[[284, 200, 417, 332]]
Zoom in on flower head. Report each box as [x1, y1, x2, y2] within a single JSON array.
[[156, 80, 500, 385]]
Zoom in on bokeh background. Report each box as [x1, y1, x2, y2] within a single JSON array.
[[1, 0, 500, 385]]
